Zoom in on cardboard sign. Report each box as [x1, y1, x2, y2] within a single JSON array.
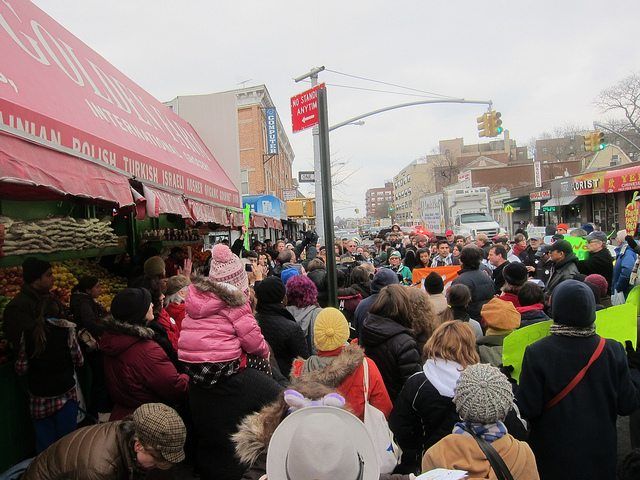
[[564, 236, 589, 260], [412, 266, 461, 289], [502, 303, 637, 382], [624, 191, 640, 236]]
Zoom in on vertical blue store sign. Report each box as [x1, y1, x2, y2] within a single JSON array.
[[266, 107, 279, 155]]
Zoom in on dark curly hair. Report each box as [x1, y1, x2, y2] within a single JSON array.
[[285, 275, 318, 308]]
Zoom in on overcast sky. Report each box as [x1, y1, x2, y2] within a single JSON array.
[[34, 0, 640, 215]]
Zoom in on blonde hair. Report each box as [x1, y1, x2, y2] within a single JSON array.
[[405, 287, 442, 342], [423, 320, 479, 367]]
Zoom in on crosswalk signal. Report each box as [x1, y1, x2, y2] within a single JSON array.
[[477, 113, 489, 137]]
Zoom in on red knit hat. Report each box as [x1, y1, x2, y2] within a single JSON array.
[[208, 244, 249, 294]]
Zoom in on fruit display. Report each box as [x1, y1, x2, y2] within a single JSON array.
[[62, 259, 127, 311], [0, 216, 119, 256], [0, 266, 22, 298], [51, 264, 77, 305]]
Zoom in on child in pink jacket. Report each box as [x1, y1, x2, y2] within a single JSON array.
[[178, 244, 270, 386]]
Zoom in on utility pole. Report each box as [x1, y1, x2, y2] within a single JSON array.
[[294, 66, 325, 243]]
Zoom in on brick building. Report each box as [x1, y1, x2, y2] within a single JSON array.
[[393, 158, 433, 225], [236, 86, 294, 199], [365, 182, 394, 219]]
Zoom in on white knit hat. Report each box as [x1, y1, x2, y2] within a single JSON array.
[[454, 363, 513, 424]]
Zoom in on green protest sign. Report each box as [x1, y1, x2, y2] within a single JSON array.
[[502, 303, 637, 383], [564, 236, 589, 260], [243, 204, 251, 251]]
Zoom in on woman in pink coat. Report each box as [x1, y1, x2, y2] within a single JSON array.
[[178, 244, 281, 479]]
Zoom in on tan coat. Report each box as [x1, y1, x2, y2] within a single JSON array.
[[22, 421, 140, 480], [422, 433, 539, 480]]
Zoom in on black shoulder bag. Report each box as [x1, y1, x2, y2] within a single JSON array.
[[461, 425, 514, 480]]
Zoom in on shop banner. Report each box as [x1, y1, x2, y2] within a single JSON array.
[[564, 236, 589, 260], [0, 1, 239, 207], [605, 166, 640, 193], [503, 302, 637, 382], [412, 266, 461, 288], [572, 172, 605, 196]]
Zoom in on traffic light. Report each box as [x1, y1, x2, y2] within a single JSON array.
[[594, 131, 605, 150], [477, 113, 489, 137], [492, 111, 503, 135], [584, 133, 593, 152]]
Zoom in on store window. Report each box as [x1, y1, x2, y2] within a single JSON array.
[[241, 169, 250, 195], [591, 193, 619, 230]]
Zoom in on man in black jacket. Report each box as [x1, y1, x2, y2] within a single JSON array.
[[2, 258, 56, 351], [488, 244, 509, 294], [577, 231, 613, 293], [545, 240, 580, 295], [519, 236, 541, 272]]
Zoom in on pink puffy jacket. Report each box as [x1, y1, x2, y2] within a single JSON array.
[[178, 279, 269, 364]]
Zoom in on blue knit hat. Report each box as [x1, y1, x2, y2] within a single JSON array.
[[281, 267, 300, 286]]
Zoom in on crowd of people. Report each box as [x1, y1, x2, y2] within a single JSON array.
[[2, 220, 640, 479]]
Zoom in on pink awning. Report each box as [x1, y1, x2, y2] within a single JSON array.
[[0, 1, 239, 208], [250, 214, 268, 229], [0, 132, 132, 206], [142, 185, 190, 218], [187, 199, 227, 225]]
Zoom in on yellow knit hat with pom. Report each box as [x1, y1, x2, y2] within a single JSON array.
[[313, 307, 350, 352]]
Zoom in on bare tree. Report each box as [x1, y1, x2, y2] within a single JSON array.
[[595, 72, 640, 136]]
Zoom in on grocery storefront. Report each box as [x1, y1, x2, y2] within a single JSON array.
[[0, 1, 248, 469]]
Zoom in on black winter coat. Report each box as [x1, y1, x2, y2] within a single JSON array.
[[360, 313, 421, 401], [451, 268, 495, 319], [577, 247, 614, 294], [70, 291, 106, 338], [492, 261, 509, 294], [518, 308, 549, 328], [256, 303, 309, 377], [518, 246, 537, 269], [2, 285, 60, 349], [517, 335, 640, 480], [545, 253, 579, 294], [390, 370, 528, 474]]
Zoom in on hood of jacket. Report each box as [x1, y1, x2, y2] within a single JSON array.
[[185, 278, 248, 320], [286, 304, 320, 332], [361, 313, 411, 347], [99, 316, 154, 356], [232, 382, 331, 467], [295, 343, 364, 387], [423, 359, 463, 398], [350, 282, 371, 299]]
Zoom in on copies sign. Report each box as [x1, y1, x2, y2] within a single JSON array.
[[0, 1, 239, 207], [291, 84, 324, 132]]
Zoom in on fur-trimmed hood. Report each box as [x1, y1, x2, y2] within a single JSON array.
[[232, 381, 334, 467], [99, 316, 155, 357], [295, 343, 364, 387], [185, 278, 248, 322]]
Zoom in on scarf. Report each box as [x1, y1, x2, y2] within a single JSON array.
[[453, 421, 508, 443], [550, 323, 596, 337]]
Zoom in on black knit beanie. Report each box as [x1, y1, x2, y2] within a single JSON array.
[[254, 276, 286, 306], [111, 288, 152, 325], [551, 280, 596, 327], [22, 258, 52, 284]]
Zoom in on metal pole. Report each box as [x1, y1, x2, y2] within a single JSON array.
[[329, 98, 492, 132], [317, 87, 338, 307], [294, 67, 325, 245]]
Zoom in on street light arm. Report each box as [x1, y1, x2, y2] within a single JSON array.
[[329, 98, 493, 132], [593, 122, 640, 153]]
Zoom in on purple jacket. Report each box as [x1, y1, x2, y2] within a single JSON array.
[[178, 279, 269, 364]]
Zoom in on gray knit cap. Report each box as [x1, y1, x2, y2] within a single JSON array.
[[453, 364, 513, 424]]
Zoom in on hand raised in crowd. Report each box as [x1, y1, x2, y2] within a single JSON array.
[[178, 258, 193, 278]]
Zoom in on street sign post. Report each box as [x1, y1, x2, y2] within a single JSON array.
[[298, 171, 315, 183], [291, 84, 324, 133]]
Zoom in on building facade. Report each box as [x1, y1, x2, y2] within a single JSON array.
[[365, 182, 394, 219], [235, 86, 294, 200], [393, 158, 433, 225]]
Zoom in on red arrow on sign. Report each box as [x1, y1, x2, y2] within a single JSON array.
[[291, 83, 324, 133]]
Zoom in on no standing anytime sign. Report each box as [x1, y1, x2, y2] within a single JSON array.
[[290, 83, 325, 133]]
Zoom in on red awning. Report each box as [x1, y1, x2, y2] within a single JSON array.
[[0, 1, 239, 208], [187, 199, 228, 225], [229, 211, 245, 227], [142, 185, 190, 218], [274, 220, 283, 230], [0, 132, 132, 206], [604, 166, 640, 193], [250, 214, 268, 229]]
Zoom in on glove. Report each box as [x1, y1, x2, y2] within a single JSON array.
[[626, 235, 638, 251]]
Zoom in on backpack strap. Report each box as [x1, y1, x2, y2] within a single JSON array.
[[361, 358, 370, 403], [545, 337, 606, 410], [460, 425, 514, 480]]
